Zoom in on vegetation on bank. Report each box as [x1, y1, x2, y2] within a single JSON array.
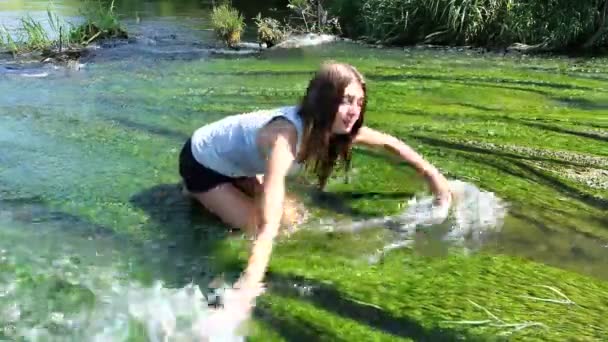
[[210, 3, 246, 48], [219, 0, 608, 52], [211, 0, 341, 48], [330, 0, 608, 51], [0, 0, 126, 57], [68, 0, 127, 46]]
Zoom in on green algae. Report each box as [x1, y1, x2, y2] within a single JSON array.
[[1, 39, 608, 339], [256, 231, 608, 341]]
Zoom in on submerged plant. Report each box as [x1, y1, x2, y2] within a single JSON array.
[[210, 4, 245, 48]]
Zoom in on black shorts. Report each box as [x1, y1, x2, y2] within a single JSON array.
[[179, 139, 238, 193]]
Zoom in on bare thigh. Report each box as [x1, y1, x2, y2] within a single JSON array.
[[191, 183, 259, 235], [232, 176, 304, 228], [233, 175, 264, 197], [190, 175, 305, 234]]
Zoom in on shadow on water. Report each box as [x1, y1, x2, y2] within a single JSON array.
[[489, 115, 608, 144], [0, 190, 238, 289], [390, 108, 608, 142], [180, 71, 599, 101], [368, 74, 552, 97], [554, 97, 608, 111], [0, 196, 120, 240], [305, 189, 374, 218], [518, 120, 608, 143], [458, 152, 608, 249], [305, 187, 418, 218], [412, 134, 606, 170], [368, 72, 602, 93], [454, 102, 502, 112], [510, 159, 608, 210], [508, 211, 604, 263], [413, 135, 608, 210], [330, 190, 417, 200], [196, 70, 314, 77], [260, 272, 479, 342], [111, 117, 190, 141], [253, 307, 333, 342], [291, 147, 420, 218], [128, 183, 241, 288]]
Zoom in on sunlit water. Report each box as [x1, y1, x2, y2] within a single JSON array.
[[1, 0, 607, 340]]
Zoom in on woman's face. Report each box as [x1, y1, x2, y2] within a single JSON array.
[[331, 81, 364, 134]]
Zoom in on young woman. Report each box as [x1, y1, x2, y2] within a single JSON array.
[[179, 62, 452, 311]]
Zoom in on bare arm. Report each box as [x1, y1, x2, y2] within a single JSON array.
[[236, 121, 297, 289], [354, 126, 451, 204]]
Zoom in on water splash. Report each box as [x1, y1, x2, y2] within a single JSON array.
[[88, 282, 248, 342], [0, 234, 250, 342], [273, 33, 339, 49], [0, 180, 504, 341], [325, 180, 507, 257], [6, 266, 251, 341]]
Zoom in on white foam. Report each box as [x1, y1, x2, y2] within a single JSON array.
[[20, 72, 49, 78], [335, 180, 507, 242], [352, 180, 507, 262], [14, 279, 251, 342], [273, 33, 338, 49], [0, 249, 251, 342], [84, 281, 251, 342]]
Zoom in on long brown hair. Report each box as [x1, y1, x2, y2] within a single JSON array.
[[297, 62, 367, 189]]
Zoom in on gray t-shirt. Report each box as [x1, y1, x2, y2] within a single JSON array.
[[190, 106, 304, 177]]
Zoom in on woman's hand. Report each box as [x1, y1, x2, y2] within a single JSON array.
[[198, 283, 265, 338], [434, 188, 452, 207], [225, 280, 266, 316], [424, 168, 451, 207]]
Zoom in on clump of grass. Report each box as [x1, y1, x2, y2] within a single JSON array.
[[69, 0, 127, 45], [0, 15, 54, 54], [253, 14, 285, 48], [0, 0, 126, 57], [210, 3, 245, 48], [20, 16, 53, 50], [0, 25, 19, 53]]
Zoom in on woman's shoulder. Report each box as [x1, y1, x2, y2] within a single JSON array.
[[257, 112, 299, 149], [195, 106, 298, 136]]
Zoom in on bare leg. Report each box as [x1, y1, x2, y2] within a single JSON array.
[[187, 176, 306, 235], [190, 183, 259, 235], [233, 176, 264, 198], [233, 176, 306, 229]]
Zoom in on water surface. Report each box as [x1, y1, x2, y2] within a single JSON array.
[[1, 0, 607, 340]]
